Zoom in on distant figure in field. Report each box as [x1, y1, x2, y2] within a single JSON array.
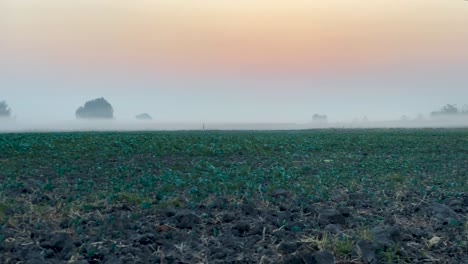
[[76, 97, 114, 119]]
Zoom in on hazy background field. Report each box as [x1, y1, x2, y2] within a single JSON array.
[[1, 117, 468, 133]]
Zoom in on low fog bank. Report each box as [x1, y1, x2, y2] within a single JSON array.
[[1, 116, 468, 133], [2, 98, 467, 132], [0, 119, 298, 132]]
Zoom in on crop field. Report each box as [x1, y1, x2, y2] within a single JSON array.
[[0, 129, 467, 263]]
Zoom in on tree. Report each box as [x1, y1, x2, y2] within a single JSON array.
[[415, 114, 425, 121], [461, 105, 468, 114], [0, 101, 11, 118], [431, 104, 459, 117], [312, 114, 327, 123], [76, 98, 114, 119], [135, 113, 152, 120]]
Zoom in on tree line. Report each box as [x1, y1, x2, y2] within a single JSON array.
[[430, 104, 468, 117], [0, 98, 151, 120], [0, 99, 467, 121]]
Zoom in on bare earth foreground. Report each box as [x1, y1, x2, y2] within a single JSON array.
[[0, 129, 467, 263]]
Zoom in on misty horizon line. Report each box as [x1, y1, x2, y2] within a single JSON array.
[[1, 111, 468, 122], [2, 98, 468, 126], [1, 115, 468, 133], [2, 98, 468, 132]]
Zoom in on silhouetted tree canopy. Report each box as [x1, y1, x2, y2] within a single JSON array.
[[135, 113, 152, 120], [431, 104, 460, 117], [312, 114, 327, 123], [0, 101, 11, 118], [461, 105, 468, 114], [76, 98, 114, 119]]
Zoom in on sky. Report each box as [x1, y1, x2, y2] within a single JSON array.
[[1, 0, 468, 124]]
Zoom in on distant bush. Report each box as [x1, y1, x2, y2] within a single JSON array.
[[0, 101, 11, 118], [135, 113, 152, 120], [431, 104, 467, 117], [76, 98, 114, 119], [312, 114, 327, 123], [462, 105, 468, 114]]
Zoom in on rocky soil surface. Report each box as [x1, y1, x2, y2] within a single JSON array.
[[1, 190, 467, 264]]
